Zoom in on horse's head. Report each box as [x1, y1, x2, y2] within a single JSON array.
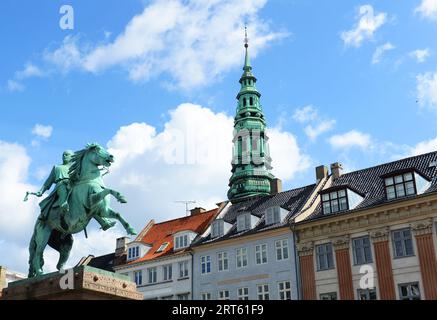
[[69, 143, 115, 182], [85, 143, 114, 168]]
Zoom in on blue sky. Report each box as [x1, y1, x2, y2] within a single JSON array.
[[1, 0, 437, 273]]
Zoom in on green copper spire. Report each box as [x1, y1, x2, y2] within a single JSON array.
[[227, 27, 274, 203]]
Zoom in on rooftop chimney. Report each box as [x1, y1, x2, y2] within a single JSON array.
[[330, 162, 343, 180], [190, 207, 206, 216], [270, 178, 282, 195], [115, 237, 129, 257], [315, 165, 328, 182]]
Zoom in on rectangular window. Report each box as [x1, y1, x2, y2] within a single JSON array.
[[147, 267, 157, 284], [134, 270, 142, 286], [352, 236, 373, 265], [357, 288, 377, 300], [236, 247, 248, 268], [266, 207, 281, 225], [255, 244, 268, 265], [237, 214, 251, 232], [128, 246, 140, 259], [321, 189, 348, 214], [392, 228, 414, 258], [201, 293, 211, 300], [316, 243, 334, 271], [201, 256, 211, 274], [320, 292, 337, 300], [177, 294, 189, 300], [399, 283, 421, 300], [384, 172, 416, 200], [275, 239, 289, 261], [278, 281, 292, 300], [163, 264, 172, 281], [178, 261, 189, 278], [211, 220, 224, 238], [218, 290, 230, 300], [257, 284, 270, 300], [175, 234, 189, 250], [217, 252, 229, 272], [237, 287, 249, 300]]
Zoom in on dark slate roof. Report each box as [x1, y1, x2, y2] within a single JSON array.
[[193, 183, 317, 246], [306, 151, 437, 221], [86, 253, 117, 272]]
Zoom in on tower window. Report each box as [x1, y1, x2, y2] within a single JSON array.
[[250, 97, 253, 105], [243, 98, 247, 107]]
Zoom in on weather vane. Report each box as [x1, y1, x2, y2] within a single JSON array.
[[244, 24, 249, 48]]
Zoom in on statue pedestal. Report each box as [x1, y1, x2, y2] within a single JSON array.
[[1, 266, 143, 300]]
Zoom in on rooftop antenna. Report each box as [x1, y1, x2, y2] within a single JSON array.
[[174, 200, 196, 216]]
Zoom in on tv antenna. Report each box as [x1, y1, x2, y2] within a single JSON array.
[[174, 200, 196, 216]]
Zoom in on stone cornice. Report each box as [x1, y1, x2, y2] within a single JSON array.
[[370, 227, 390, 243], [411, 218, 434, 236], [296, 241, 314, 256], [331, 235, 350, 250], [295, 193, 437, 242]]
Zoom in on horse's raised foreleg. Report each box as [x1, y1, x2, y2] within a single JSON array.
[[106, 208, 137, 235], [28, 220, 52, 277]]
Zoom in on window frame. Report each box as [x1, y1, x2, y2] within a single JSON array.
[[319, 292, 338, 300], [278, 281, 292, 300], [265, 207, 281, 225], [217, 251, 229, 272], [357, 288, 377, 300], [174, 234, 189, 250], [134, 270, 142, 286], [237, 287, 249, 300], [384, 171, 417, 201], [321, 189, 349, 215], [257, 284, 270, 300], [162, 264, 172, 281], [398, 282, 421, 300], [218, 290, 230, 300], [211, 220, 224, 238], [275, 239, 290, 261], [200, 255, 211, 274], [237, 213, 251, 232], [201, 292, 211, 300], [391, 228, 415, 258], [236, 247, 248, 269], [147, 267, 157, 284], [178, 261, 189, 279], [255, 243, 268, 265], [316, 243, 335, 271], [352, 236, 373, 265]]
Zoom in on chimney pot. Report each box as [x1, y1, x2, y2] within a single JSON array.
[[330, 162, 343, 179], [190, 207, 206, 216], [270, 178, 282, 195], [115, 237, 129, 257], [315, 165, 328, 182]]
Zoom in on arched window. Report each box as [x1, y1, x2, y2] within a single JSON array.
[[250, 97, 253, 105], [243, 98, 247, 107]]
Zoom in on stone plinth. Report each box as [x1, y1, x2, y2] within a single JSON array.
[[1, 266, 142, 300]]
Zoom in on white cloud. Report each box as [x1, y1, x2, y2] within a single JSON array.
[[415, 0, 437, 20], [16, 63, 44, 80], [32, 124, 53, 139], [328, 130, 372, 150], [304, 120, 336, 141], [372, 42, 395, 64], [106, 103, 309, 225], [292, 105, 335, 141], [410, 48, 431, 63], [7, 80, 24, 92], [341, 5, 387, 47], [44, 0, 287, 90], [292, 105, 318, 123], [410, 137, 437, 155], [416, 71, 437, 110]]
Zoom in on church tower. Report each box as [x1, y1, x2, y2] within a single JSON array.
[[227, 28, 275, 203]]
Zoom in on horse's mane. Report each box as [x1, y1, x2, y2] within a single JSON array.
[[69, 143, 100, 183]]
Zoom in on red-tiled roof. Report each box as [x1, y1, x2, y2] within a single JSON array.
[[126, 208, 219, 264]]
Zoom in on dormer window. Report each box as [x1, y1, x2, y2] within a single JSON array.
[[175, 234, 189, 250], [384, 172, 415, 200], [128, 246, 139, 260], [321, 187, 364, 215], [211, 220, 224, 238], [156, 242, 169, 253], [265, 207, 281, 225], [237, 213, 251, 232], [322, 189, 348, 214]]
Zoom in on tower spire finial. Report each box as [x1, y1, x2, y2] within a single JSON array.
[[243, 24, 251, 70]]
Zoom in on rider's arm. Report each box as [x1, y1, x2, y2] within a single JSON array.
[[37, 166, 56, 196]]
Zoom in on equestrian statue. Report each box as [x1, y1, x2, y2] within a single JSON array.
[[24, 143, 136, 278]]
